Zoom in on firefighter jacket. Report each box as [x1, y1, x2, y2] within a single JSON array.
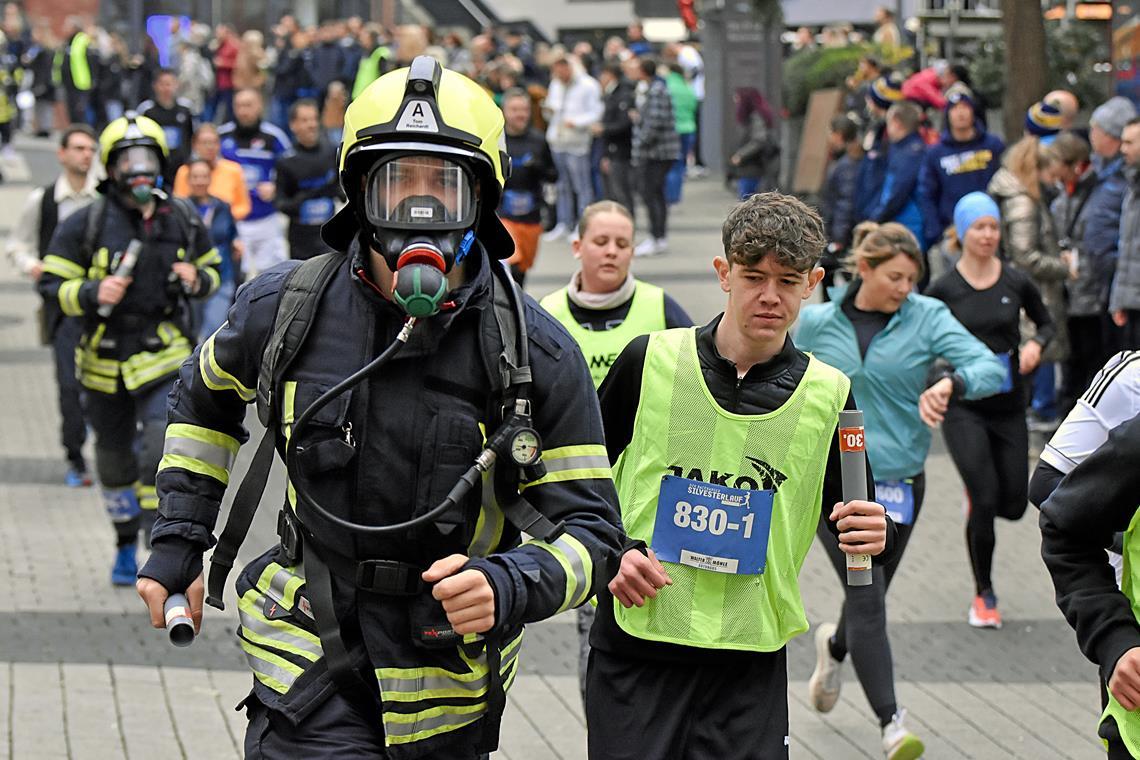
[[37, 192, 219, 395], [141, 242, 624, 757]]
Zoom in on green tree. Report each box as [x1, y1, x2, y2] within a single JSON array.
[[970, 21, 1111, 129]]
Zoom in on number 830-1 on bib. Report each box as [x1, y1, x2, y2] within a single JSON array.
[[650, 475, 775, 575]]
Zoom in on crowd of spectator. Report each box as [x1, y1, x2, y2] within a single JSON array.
[[2, 13, 717, 318], [818, 51, 1140, 432]]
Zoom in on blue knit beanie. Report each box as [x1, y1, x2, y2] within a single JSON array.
[[953, 192, 1001, 237]]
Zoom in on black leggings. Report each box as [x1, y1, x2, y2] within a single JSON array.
[[816, 472, 926, 726], [941, 404, 1028, 596]]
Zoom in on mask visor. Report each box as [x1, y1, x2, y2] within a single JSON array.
[[115, 145, 161, 178], [364, 155, 475, 228]]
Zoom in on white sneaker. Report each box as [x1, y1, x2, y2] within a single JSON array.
[[653, 237, 669, 254], [634, 238, 662, 257], [882, 709, 925, 760], [541, 224, 568, 242], [807, 622, 842, 712]]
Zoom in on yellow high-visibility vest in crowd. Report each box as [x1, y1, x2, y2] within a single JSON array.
[[540, 280, 666, 388]]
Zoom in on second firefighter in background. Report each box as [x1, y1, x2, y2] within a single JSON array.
[[37, 113, 219, 585]]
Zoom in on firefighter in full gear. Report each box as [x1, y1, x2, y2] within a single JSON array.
[[38, 113, 220, 586], [135, 57, 623, 758]]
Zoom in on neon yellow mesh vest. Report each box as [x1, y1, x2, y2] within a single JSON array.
[[540, 280, 666, 388], [613, 327, 849, 651], [1102, 511, 1140, 754]]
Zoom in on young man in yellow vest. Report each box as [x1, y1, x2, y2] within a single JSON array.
[[1041, 413, 1140, 759], [586, 192, 897, 759]]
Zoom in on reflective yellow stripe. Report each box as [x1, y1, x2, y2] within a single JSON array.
[[42, 254, 85, 279], [525, 532, 593, 612], [468, 467, 504, 557], [195, 247, 221, 267], [160, 423, 239, 484], [256, 562, 305, 610], [239, 638, 301, 694], [520, 444, 612, 491], [199, 334, 255, 401], [201, 266, 221, 297], [58, 279, 84, 316], [79, 373, 118, 394], [159, 454, 230, 485], [378, 632, 522, 746], [543, 444, 609, 460], [135, 483, 158, 510], [238, 591, 322, 661], [121, 340, 191, 391], [157, 321, 179, 344], [91, 247, 110, 279], [384, 703, 485, 744]]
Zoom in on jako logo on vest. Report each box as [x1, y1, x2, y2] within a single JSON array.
[[665, 456, 788, 493]]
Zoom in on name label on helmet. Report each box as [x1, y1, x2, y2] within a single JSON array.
[[396, 100, 439, 133]]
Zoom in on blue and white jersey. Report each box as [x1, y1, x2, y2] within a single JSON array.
[[218, 121, 292, 222]]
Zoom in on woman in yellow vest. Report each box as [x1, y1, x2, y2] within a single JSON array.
[[585, 192, 895, 759], [540, 200, 692, 388], [539, 199, 691, 706]]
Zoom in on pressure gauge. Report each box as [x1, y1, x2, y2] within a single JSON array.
[[509, 428, 542, 466]]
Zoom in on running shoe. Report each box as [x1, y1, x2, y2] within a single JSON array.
[[65, 468, 93, 488], [968, 592, 1002, 629], [882, 709, 925, 760], [807, 622, 842, 712], [111, 545, 138, 587]]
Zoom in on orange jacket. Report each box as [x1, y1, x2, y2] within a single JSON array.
[[172, 158, 251, 221]]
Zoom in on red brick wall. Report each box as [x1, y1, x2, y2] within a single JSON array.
[[24, 0, 99, 38]]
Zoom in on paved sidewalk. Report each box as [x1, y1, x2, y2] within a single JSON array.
[[0, 135, 1104, 759]]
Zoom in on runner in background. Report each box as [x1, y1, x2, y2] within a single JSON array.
[[925, 192, 1052, 628], [500, 88, 557, 286], [796, 221, 1004, 759], [539, 199, 691, 706]]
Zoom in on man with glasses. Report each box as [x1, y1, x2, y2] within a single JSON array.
[[6, 124, 101, 488]]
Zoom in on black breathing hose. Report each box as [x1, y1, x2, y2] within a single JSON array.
[[285, 317, 491, 535]]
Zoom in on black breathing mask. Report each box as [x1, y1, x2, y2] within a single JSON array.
[[113, 146, 163, 206], [362, 153, 479, 317]]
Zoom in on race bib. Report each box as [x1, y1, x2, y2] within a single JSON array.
[[162, 126, 182, 150], [994, 352, 1014, 394], [299, 197, 335, 226], [501, 189, 537, 217], [875, 479, 915, 525], [651, 475, 774, 575]]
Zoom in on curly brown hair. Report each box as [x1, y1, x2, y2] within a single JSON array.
[[721, 192, 826, 272]]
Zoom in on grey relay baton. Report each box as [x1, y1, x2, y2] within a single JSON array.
[[164, 593, 195, 647], [838, 410, 873, 586], [96, 239, 143, 318]]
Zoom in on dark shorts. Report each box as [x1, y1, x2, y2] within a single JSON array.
[[585, 646, 789, 760]]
